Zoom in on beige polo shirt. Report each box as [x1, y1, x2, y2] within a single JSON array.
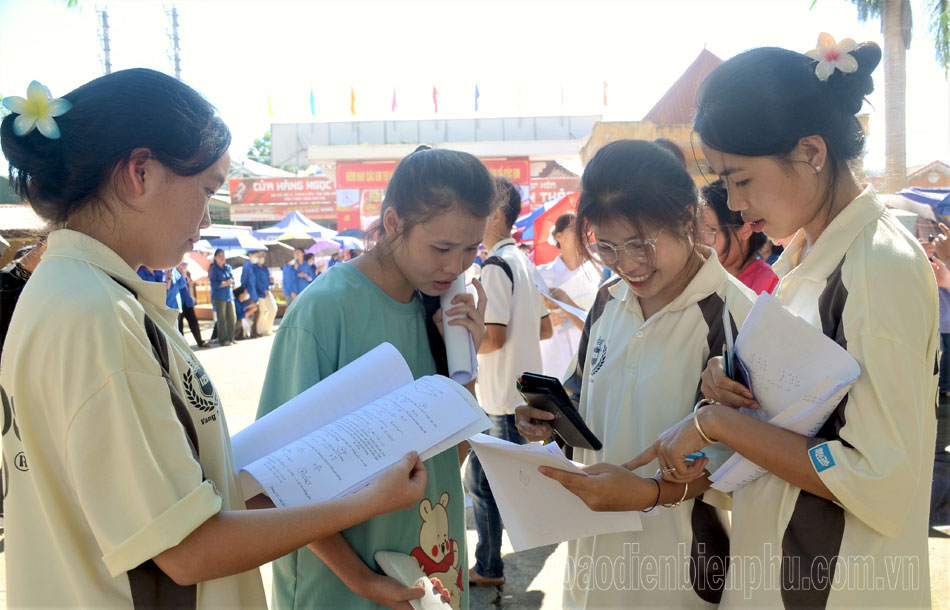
[[722, 187, 938, 608], [563, 250, 755, 608], [1, 230, 265, 608]]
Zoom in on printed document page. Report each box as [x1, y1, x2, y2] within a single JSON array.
[[240, 375, 490, 507]]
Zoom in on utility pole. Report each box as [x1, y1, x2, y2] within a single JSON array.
[[166, 5, 181, 80], [96, 7, 111, 75]]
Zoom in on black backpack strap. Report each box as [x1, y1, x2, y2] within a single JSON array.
[[481, 256, 514, 293], [419, 292, 450, 377]]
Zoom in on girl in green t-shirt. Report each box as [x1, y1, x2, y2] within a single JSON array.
[[257, 146, 497, 610]]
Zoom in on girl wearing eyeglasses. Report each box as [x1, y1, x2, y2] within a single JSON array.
[[516, 139, 756, 608], [701, 179, 778, 295]]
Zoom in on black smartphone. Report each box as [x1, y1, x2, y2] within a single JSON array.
[[519, 372, 602, 451]]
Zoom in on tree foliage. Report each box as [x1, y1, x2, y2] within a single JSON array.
[[247, 131, 272, 165], [848, 0, 949, 69]]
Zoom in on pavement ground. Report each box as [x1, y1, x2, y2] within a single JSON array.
[[1, 318, 948, 608]]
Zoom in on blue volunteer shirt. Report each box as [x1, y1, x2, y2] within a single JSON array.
[[209, 263, 234, 302], [253, 262, 272, 297], [241, 260, 259, 301], [164, 268, 187, 310], [136, 267, 163, 283]]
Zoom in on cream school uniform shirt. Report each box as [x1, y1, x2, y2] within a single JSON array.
[[0, 230, 265, 609], [564, 250, 755, 609], [721, 187, 938, 608]]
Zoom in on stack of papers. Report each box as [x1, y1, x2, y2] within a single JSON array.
[[710, 293, 861, 492]]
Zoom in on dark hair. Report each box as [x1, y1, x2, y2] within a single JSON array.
[[495, 177, 522, 229], [1, 68, 231, 225], [304, 252, 315, 262], [294, 247, 305, 255], [213, 248, 225, 258], [701, 179, 766, 268], [653, 138, 686, 166], [369, 145, 496, 242], [233, 286, 247, 298], [694, 43, 881, 204], [551, 212, 576, 249], [574, 139, 699, 261]]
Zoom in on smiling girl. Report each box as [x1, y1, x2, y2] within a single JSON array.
[[256, 146, 496, 610], [516, 139, 756, 607]]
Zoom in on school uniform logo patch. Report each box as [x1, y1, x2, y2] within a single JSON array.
[[590, 337, 608, 376], [809, 442, 836, 472], [182, 359, 219, 413]]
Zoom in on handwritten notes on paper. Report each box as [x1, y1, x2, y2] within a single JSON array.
[[468, 435, 642, 551], [709, 293, 861, 492]]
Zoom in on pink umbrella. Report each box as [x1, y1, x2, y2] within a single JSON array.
[[306, 238, 341, 255]]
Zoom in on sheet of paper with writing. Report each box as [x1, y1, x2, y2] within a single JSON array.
[[468, 434, 642, 552], [709, 293, 860, 492]]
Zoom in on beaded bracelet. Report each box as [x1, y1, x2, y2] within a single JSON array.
[[641, 477, 660, 513], [692, 398, 719, 445]]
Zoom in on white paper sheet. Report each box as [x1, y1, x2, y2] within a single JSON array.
[[468, 434, 642, 552], [230, 343, 412, 472], [709, 293, 861, 492], [241, 376, 491, 506], [532, 268, 589, 321], [440, 274, 477, 385]]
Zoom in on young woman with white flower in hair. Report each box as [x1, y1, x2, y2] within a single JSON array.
[[0, 69, 431, 608], [555, 36, 937, 607]]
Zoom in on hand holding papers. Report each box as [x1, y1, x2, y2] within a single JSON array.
[[231, 343, 491, 507], [467, 435, 642, 552], [440, 275, 477, 385], [532, 268, 588, 322], [708, 293, 861, 492]]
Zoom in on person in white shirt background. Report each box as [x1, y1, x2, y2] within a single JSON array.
[[536, 212, 602, 381]]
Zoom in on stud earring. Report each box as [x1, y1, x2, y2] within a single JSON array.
[[814, 165, 822, 172]]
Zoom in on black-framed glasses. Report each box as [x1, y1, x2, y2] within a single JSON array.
[[592, 229, 663, 266]]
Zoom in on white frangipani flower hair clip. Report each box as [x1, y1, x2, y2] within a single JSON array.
[[2, 81, 72, 139], [805, 33, 858, 82]]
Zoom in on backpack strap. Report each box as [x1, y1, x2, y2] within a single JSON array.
[[481, 256, 514, 293]]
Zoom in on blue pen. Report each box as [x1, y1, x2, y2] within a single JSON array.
[[685, 451, 706, 463]]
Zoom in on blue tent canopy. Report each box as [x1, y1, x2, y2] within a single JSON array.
[[208, 232, 268, 252], [252, 210, 337, 239]]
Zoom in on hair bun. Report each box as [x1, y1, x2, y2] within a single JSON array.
[[827, 41, 881, 115]]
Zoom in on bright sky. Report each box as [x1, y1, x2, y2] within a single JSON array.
[[1, 0, 948, 173]]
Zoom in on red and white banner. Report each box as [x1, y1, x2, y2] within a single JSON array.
[[529, 177, 580, 212], [228, 176, 336, 205]]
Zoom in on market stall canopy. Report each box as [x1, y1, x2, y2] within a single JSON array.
[[208, 232, 269, 252], [253, 210, 337, 240]]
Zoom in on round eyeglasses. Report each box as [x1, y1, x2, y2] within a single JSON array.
[[592, 229, 663, 266]]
